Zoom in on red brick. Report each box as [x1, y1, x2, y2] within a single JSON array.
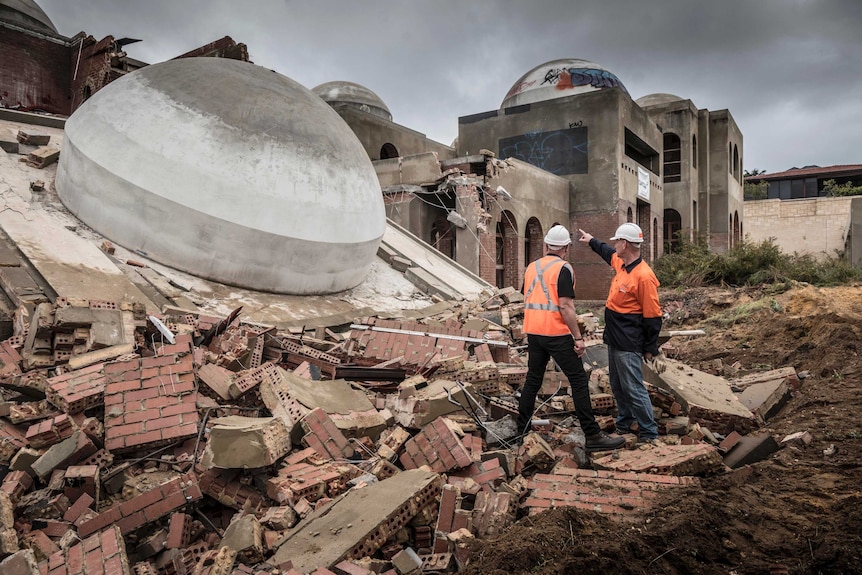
[[167, 513, 189, 548], [106, 379, 141, 393], [67, 542, 84, 573], [64, 492, 95, 522], [161, 423, 198, 440], [147, 414, 182, 431], [161, 402, 197, 417], [100, 528, 120, 557], [116, 509, 145, 533], [129, 430, 164, 445], [141, 355, 175, 368], [85, 550, 104, 574], [103, 554, 124, 575], [111, 422, 145, 437], [119, 487, 162, 516], [125, 387, 160, 402]]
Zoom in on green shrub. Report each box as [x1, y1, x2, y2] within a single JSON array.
[[654, 234, 862, 288], [823, 179, 862, 197]]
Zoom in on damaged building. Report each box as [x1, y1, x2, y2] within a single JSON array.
[[0, 3, 807, 575], [321, 59, 744, 299], [0, 0, 247, 117]]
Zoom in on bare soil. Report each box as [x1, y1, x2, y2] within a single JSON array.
[[464, 283, 862, 575]]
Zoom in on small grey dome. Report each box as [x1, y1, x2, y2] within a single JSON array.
[[635, 93, 685, 107], [312, 81, 392, 121], [0, 0, 57, 33]]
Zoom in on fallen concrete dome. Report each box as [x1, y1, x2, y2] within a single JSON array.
[[56, 57, 385, 294]]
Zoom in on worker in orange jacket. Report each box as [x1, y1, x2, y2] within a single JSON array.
[[518, 224, 625, 452], [578, 223, 661, 442]]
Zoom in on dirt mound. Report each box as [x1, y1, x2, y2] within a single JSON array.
[[664, 283, 862, 379], [465, 284, 862, 575]]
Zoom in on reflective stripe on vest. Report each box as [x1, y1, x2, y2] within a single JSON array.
[[522, 256, 573, 336]]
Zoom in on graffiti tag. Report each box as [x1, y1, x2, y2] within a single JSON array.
[[499, 127, 588, 175]]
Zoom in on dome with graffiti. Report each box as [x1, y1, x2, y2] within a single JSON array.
[[313, 81, 392, 121], [501, 58, 628, 109]]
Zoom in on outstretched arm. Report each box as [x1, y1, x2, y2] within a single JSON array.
[[578, 229, 614, 265]]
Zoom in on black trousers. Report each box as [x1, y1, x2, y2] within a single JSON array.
[[517, 334, 601, 437]]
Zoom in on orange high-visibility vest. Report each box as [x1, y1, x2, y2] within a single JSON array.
[[522, 256, 573, 336]]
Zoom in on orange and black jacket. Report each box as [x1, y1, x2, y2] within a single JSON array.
[[588, 238, 663, 355]]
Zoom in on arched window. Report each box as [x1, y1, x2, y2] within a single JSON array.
[[380, 143, 399, 160], [627, 208, 633, 223], [733, 145, 740, 182], [692, 134, 697, 169], [663, 133, 681, 183], [728, 142, 733, 173]]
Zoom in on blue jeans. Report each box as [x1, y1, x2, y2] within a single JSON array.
[[608, 347, 658, 439], [518, 334, 601, 437]]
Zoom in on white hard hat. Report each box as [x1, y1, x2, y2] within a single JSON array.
[[610, 222, 644, 243], [544, 225, 572, 247]]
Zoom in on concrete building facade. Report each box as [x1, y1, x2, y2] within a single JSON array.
[[636, 95, 745, 254], [313, 81, 456, 162], [329, 59, 744, 300]]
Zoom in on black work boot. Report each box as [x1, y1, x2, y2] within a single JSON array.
[[585, 431, 626, 452]]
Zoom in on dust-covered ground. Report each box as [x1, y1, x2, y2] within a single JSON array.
[[463, 283, 862, 575]]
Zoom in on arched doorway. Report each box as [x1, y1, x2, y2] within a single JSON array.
[[729, 214, 734, 249], [524, 217, 543, 266], [733, 211, 740, 247], [430, 216, 456, 259], [497, 211, 519, 289], [663, 209, 682, 253]]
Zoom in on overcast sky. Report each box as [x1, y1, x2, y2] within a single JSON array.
[[38, 0, 862, 174]]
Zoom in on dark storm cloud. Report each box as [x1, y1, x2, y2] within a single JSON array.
[[37, 0, 862, 172]]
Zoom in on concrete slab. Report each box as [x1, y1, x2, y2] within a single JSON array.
[[0, 147, 161, 314], [207, 416, 292, 469], [643, 357, 759, 435], [382, 219, 491, 301], [592, 443, 725, 476], [385, 379, 474, 429], [738, 378, 791, 421], [271, 469, 442, 572], [259, 367, 387, 440], [722, 433, 780, 469]]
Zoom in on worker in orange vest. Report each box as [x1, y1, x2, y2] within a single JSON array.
[[518, 224, 626, 452]]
